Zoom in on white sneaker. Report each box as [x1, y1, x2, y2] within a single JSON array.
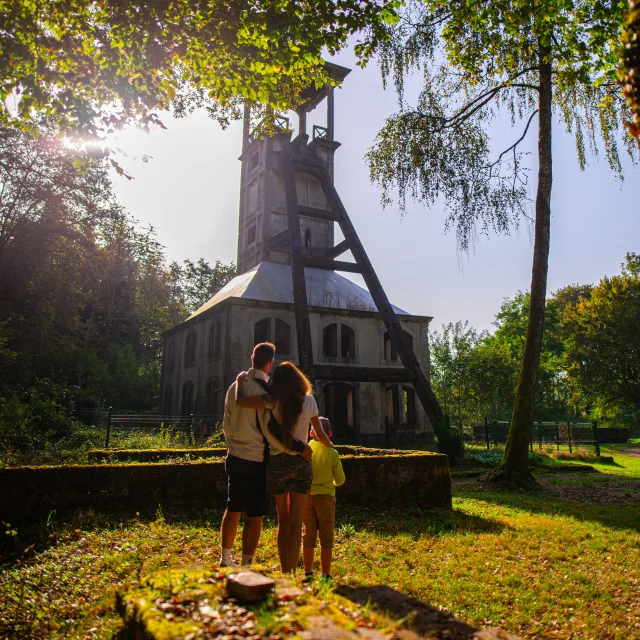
[[220, 558, 239, 570]]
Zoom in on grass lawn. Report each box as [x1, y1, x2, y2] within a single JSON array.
[[1, 447, 639, 639]]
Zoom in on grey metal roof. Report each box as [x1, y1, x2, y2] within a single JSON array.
[[188, 261, 408, 320]]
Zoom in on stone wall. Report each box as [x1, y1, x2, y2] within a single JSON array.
[[0, 452, 451, 524]]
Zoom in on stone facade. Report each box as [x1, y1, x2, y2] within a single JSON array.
[[161, 296, 433, 444]]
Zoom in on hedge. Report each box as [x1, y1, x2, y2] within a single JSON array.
[[0, 452, 451, 524], [86, 445, 415, 464]]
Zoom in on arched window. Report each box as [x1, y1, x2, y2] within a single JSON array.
[[254, 317, 271, 345], [181, 380, 194, 416], [208, 321, 222, 359], [205, 378, 220, 416], [166, 341, 176, 372], [384, 332, 397, 361], [162, 387, 173, 416], [323, 323, 338, 358], [274, 319, 291, 355], [402, 386, 417, 426], [341, 324, 355, 359], [323, 382, 355, 440], [184, 332, 197, 368], [214, 321, 222, 356], [386, 386, 400, 425]]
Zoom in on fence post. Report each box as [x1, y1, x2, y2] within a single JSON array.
[[105, 406, 112, 449], [592, 420, 601, 456], [190, 414, 195, 446], [555, 422, 560, 451], [568, 421, 573, 454], [484, 417, 490, 450], [537, 422, 543, 451]]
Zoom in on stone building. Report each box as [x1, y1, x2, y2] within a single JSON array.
[[160, 64, 436, 444]]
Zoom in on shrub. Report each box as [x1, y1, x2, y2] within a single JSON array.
[[437, 416, 465, 465]]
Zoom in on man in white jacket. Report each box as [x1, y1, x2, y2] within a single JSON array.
[[220, 342, 311, 568]]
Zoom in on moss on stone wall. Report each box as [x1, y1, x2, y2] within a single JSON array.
[[0, 451, 451, 524]]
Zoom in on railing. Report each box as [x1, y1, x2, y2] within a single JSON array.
[[247, 116, 291, 144], [473, 419, 601, 455], [313, 124, 328, 140], [74, 408, 223, 449]]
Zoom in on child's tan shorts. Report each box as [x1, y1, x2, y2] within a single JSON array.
[[303, 494, 336, 549]]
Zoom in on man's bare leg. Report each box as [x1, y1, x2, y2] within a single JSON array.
[[220, 510, 241, 567], [287, 492, 306, 574], [273, 493, 290, 572], [241, 516, 263, 565]]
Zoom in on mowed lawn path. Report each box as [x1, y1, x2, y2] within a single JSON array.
[[2, 446, 639, 639]]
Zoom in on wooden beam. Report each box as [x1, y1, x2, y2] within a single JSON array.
[[326, 239, 349, 259], [314, 365, 415, 383], [299, 205, 340, 222], [303, 256, 361, 273], [317, 167, 444, 436], [282, 160, 315, 382], [268, 229, 289, 250]]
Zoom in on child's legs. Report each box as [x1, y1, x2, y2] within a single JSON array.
[[273, 492, 290, 572], [320, 547, 333, 576], [302, 495, 319, 573], [316, 495, 336, 576]]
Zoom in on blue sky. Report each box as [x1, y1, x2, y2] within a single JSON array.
[[110, 48, 639, 333]]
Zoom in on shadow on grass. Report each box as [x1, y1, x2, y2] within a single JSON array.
[[336, 584, 480, 637], [335, 506, 509, 539], [1, 504, 508, 567], [455, 475, 640, 533]]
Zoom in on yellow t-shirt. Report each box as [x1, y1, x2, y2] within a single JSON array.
[[309, 440, 346, 496]]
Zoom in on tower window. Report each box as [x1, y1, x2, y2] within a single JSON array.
[[274, 319, 291, 355], [254, 318, 271, 345], [184, 332, 197, 368], [181, 380, 194, 416], [402, 387, 417, 425], [384, 331, 397, 361], [304, 229, 312, 248], [208, 321, 222, 359], [247, 224, 256, 245], [341, 324, 355, 359], [323, 323, 338, 358], [249, 150, 259, 171]]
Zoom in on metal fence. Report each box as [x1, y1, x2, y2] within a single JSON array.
[[74, 408, 224, 449], [473, 419, 601, 455]]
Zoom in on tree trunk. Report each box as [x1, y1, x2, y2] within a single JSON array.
[[489, 41, 553, 486]]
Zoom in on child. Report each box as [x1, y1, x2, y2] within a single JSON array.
[[302, 417, 345, 581]]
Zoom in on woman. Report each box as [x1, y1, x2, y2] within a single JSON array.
[[236, 362, 333, 573]]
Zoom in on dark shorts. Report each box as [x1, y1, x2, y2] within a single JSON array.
[[225, 454, 271, 518], [266, 453, 312, 495]]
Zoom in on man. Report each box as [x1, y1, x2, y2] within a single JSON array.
[[220, 341, 311, 568]]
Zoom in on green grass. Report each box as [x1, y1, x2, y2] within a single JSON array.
[[1, 449, 639, 639]]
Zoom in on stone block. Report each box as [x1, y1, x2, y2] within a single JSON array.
[[227, 570, 275, 602]]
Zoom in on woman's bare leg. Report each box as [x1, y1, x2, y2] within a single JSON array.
[[273, 493, 290, 572], [287, 492, 307, 573]]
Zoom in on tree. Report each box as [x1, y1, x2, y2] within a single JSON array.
[[620, 0, 640, 136], [430, 321, 481, 426], [0, 126, 234, 410], [366, 0, 637, 484], [0, 0, 394, 140], [562, 253, 640, 417], [169, 259, 236, 315]]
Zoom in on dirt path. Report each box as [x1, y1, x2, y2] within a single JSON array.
[[621, 446, 640, 457]]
